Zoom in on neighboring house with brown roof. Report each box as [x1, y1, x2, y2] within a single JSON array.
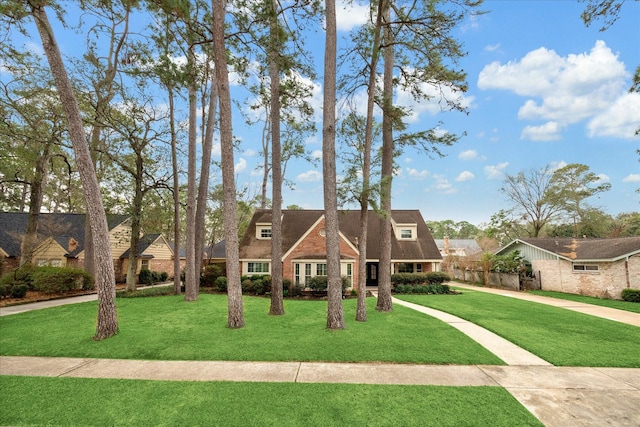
[[0, 212, 175, 281], [239, 209, 442, 290], [496, 237, 640, 299]]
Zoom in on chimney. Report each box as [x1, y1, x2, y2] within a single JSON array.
[[444, 236, 450, 255]]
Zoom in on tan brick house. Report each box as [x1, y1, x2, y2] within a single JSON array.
[[496, 237, 640, 299], [238, 209, 442, 290], [0, 212, 175, 281]]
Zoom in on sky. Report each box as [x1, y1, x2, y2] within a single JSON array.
[[6, 0, 640, 226], [266, 0, 640, 225]]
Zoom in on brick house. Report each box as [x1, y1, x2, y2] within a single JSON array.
[[0, 212, 175, 281], [238, 209, 442, 290], [496, 237, 640, 299]]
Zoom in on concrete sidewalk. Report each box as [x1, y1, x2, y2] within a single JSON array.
[[1, 356, 639, 426], [451, 282, 640, 327]]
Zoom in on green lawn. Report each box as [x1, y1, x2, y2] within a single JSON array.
[[0, 294, 502, 365], [528, 290, 640, 313], [0, 376, 543, 427], [398, 292, 640, 367]]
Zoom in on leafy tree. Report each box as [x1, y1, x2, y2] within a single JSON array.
[[426, 220, 480, 239], [549, 163, 611, 237], [500, 165, 564, 237]]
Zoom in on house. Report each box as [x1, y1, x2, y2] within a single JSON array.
[[238, 209, 442, 289], [496, 237, 640, 299], [435, 237, 482, 258], [0, 212, 175, 281]]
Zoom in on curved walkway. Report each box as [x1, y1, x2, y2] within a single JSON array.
[[1, 287, 640, 426]]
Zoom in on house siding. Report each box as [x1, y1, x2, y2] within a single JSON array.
[[533, 257, 636, 299]]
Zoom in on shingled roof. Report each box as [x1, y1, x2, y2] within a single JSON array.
[[0, 212, 129, 258], [239, 209, 441, 261], [508, 237, 640, 262]]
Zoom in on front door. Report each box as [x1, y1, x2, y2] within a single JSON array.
[[366, 262, 379, 286]]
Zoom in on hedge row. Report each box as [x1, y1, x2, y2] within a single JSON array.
[[0, 266, 93, 298], [393, 284, 453, 295], [391, 272, 450, 286], [138, 269, 168, 285]]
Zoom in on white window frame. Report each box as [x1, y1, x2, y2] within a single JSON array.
[[247, 262, 270, 274], [572, 264, 599, 273], [256, 223, 272, 240]]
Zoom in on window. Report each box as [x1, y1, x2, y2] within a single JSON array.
[[50, 259, 63, 267], [398, 263, 414, 273], [248, 262, 270, 273], [141, 259, 150, 271], [400, 229, 413, 239], [316, 263, 327, 276], [346, 263, 352, 286], [295, 264, 301, 285], [416, 263, 422, 273], [305, 263, 312, 285], [260, 228, 272, 238], [37, 259, 48, 266], [256, 223, 272, 239], [573, 264, 599, 272]]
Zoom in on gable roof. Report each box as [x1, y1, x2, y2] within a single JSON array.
[[0, 212, 129, 258], [498, 237, 640, 262], [434, 239, 482, 254], [239, 209, 441, 261], [120, 233, 172, 259]]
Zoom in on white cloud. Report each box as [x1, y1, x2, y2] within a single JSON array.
[[484, 43, 501, 52], [458, 149, 478, 160], [432, 174, 456, 194], [234, 158, 247, 173], [297, 170, 322, 182], [396, 81, 475, 123], [520, 121, 562, 141], [244, 149, 257, 156], [478, 40, 630, 138], [549, 160, 568, 171], [407, 168, 430, 179], [596, 173, 610, 183], [336, 0, 370, 31], [484, 162, 509, 179], [587, 92, 640, 139], [456, 171, 475, 182], [623, 174, 640, 183], [312, 150, 323, 159]]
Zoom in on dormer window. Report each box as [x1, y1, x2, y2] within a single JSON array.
[[256, 223, 272, 239], [394, 223, 417, 241]]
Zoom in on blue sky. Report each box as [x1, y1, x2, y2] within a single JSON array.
[[263, 0, 640, 225], [6, 0, 640, 226]]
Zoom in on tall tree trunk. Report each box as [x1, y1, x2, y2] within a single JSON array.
[[125, 158, 144, 292], [323, 0, 345, 330], [260, 107, 271, 209], [212, 0, 244, 328], [168, 84, 182, 294], [195, 74, 218, 278], [356, 0, 385, 322], [32, 3, 118, 339], [20, 144, 51, 266], [269, 0, 284, 316], [184, 72, 198, 301], [376, 0, 394, 312]]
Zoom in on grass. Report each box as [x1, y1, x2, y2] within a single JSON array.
[[397, 292, 640, 367], [0, 294, 502, 365], [528, 290, 640, 313], [0, 376, 543, 427]]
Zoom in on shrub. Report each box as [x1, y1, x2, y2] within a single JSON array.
[[10, 284, 29, 298], [306, 276, 350, 291], [391, 272, 450, 287], [393, 283, 452, 295], [241, 278, 254, 294], [201, 264, 223, 287], [159, 272, 168, 282], [31, 267, 94, 294], [621, 288, 640, 303], [215, 276, 228, 292], [138, 269, 154, 285], [0, 265, 36, 291]]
